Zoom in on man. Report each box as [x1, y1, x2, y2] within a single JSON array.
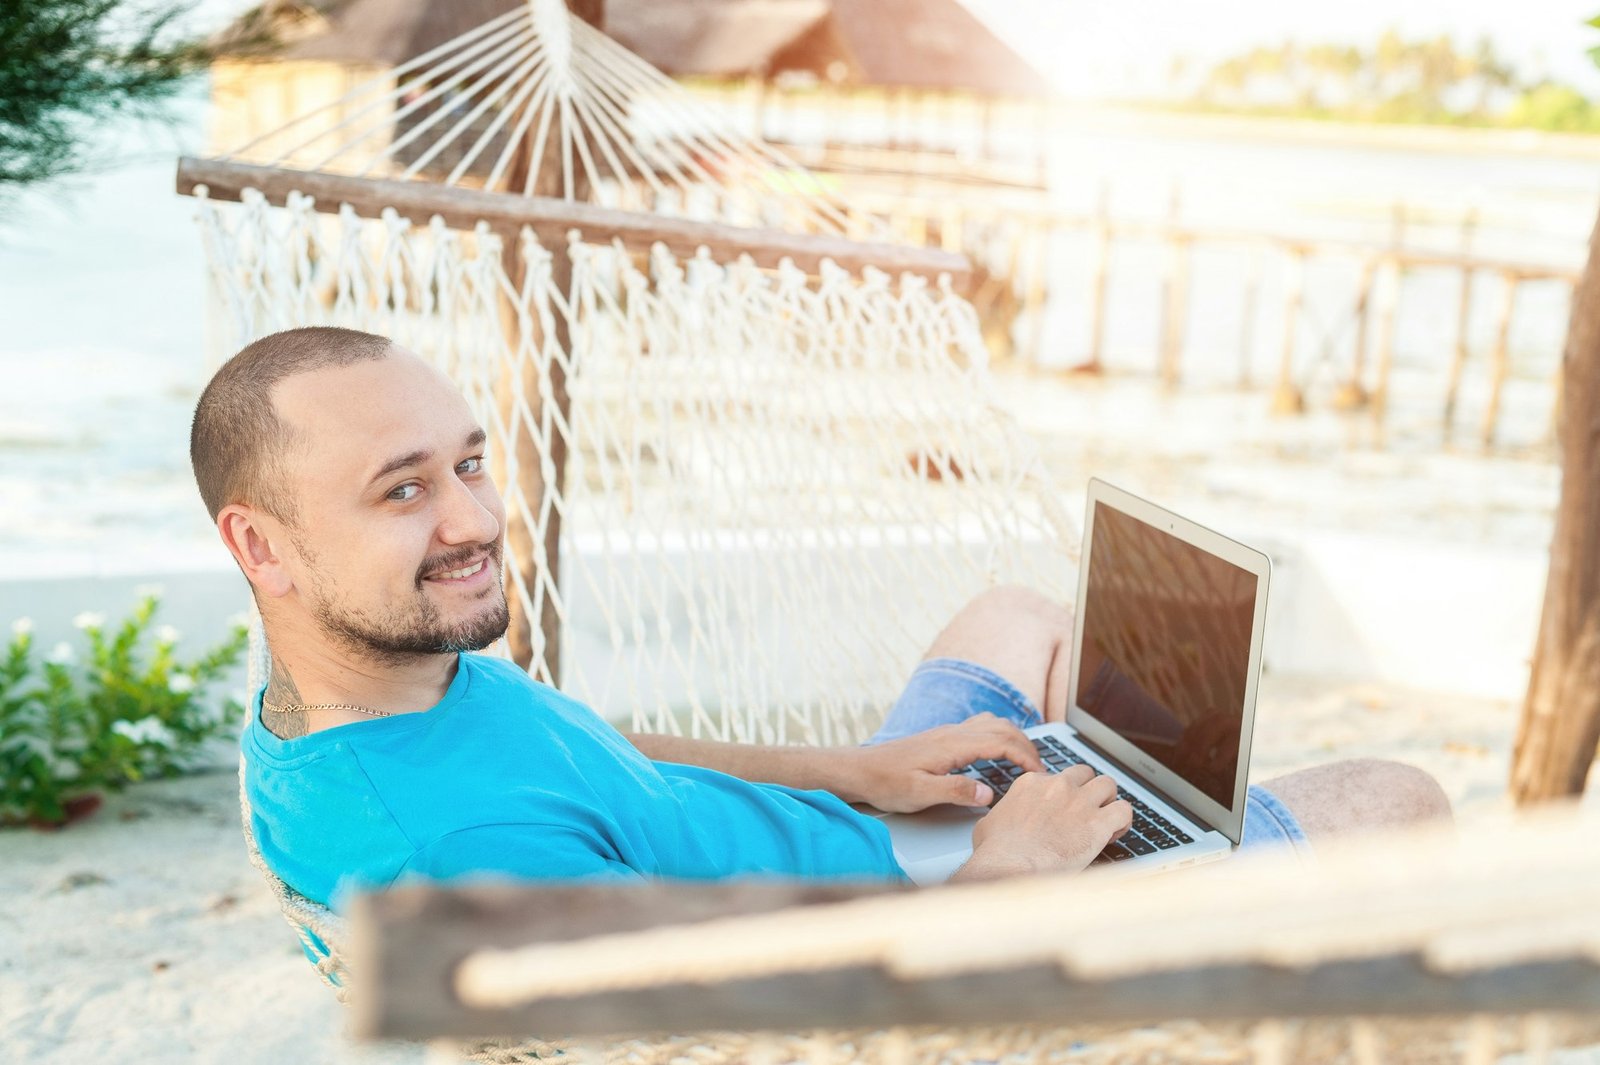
[[194, 327, 1450, 907]]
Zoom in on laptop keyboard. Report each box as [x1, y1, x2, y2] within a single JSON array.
[[959, 735, 1196, 864]]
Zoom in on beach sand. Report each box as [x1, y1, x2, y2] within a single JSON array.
[[4, 672, 1594, 1064]]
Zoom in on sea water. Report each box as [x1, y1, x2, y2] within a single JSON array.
[[1, 90, 1595, 578]]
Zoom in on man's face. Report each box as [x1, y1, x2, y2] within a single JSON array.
[[268, 350, 509, 663]]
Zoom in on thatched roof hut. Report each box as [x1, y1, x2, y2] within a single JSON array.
[[215, 0, 1049, 98]]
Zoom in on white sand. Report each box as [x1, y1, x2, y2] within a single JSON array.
[[5, 672, 1593, 1063]]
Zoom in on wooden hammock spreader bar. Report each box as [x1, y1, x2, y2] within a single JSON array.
[[349, 810, 1600, 1042], [176, 157, 972, 283]]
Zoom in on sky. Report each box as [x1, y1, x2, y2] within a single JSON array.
[[961, 0, 1600, 100]]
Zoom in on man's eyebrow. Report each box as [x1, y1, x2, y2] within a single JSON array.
[[368, 448, 431, 487], [367, 429, 487, 488]]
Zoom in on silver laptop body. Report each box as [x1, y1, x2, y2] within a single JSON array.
[[882, 479, 1273, 885]]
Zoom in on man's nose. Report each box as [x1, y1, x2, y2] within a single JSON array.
[[437, 476, 501, 545]]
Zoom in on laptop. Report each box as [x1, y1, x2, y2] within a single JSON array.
[[882, 478, 1273, 885]]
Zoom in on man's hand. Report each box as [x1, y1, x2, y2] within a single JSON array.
[[953, 764, 1133, 881], [841, 713, 1046, 814]]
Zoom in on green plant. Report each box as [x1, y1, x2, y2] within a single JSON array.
[[0, 0, 212, 192], [0, 594, 248, 826]]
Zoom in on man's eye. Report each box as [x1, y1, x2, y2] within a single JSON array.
[[458, 457, 484, 475], [388, 483, 420, 502]]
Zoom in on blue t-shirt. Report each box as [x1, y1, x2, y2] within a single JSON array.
[[242, 654, 906, 907]]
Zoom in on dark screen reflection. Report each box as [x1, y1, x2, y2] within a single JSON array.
[[1076, 504, 1258, 810]]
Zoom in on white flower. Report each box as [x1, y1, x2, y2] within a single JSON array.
[[227, 611, 253, 630], [47, 642, 75, 665], [111, 717, 175, 746], [133, 583, 166, 600], [72, 612, 105, 631], [155, 625, 181, 645], [10, 617, 33, 637], [45, 757, 81, 782], [167, 673, 196, 695]]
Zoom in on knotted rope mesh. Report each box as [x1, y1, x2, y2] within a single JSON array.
[[198, 187, 1076, 741]]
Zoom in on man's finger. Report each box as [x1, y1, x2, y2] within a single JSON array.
[[1081, 773, 1119, 805], [922, 773, 995, 808], [1055, 763, 1095, 786], [950, 720, 1044, 772], [1100, 798, 1134, 837]]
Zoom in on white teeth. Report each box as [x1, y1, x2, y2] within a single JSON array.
[[437, 559, 486, 580]]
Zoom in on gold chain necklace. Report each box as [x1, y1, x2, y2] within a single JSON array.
[[269, 701, 393, 718]]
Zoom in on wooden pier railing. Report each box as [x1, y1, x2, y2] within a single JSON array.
[[849, 188, 1577, 451]]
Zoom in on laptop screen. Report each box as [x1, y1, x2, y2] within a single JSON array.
[[1075, 499, 1260, 811]]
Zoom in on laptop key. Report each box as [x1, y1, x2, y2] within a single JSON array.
[[1124, 837, 1156, 855], [1174, 831, 1194, 844], [1152, 835, 1181, 850]]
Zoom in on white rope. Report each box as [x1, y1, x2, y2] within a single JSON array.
[[230, 5, 532, 165], [214, 1, 882, 239], [193, 196, 1073, 739]]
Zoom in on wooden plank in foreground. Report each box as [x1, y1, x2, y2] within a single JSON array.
[[174, 157, 973, 284], [349, 813, 1600, 1042], [351, 878, 1600, 1043]]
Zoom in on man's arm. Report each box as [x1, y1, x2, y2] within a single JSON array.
[[625, 714, 1046, 813], [629, 721, 1133, 882]]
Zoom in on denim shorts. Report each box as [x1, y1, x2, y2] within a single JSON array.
[[869, 657, 1314, 862]]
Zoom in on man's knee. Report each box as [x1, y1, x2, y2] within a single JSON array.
[[1259, 758, 1452, 844], [958, 584, 1072, 632]]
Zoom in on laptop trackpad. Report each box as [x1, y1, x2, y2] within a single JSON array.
[[879, 804, 984, 886]]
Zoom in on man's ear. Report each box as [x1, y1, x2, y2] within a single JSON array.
[[217, 504, 294, 598]]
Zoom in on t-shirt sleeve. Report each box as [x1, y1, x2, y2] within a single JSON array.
[[397, 823, 646, 885]]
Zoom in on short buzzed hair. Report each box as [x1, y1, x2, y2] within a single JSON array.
[[190, 326, 394, 523]]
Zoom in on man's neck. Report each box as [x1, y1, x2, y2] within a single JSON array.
[[259, 617, 458, 739]]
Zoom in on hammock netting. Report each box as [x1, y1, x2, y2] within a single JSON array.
[[192, 0, 1075, 742]]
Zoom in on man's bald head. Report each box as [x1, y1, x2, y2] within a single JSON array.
[[190, 326, 394, 524]]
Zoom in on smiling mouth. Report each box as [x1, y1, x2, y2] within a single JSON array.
[[427, 557, 488, 582]]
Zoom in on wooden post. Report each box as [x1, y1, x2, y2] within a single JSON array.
[[1545, 280, 1577, 449], [1510, 211, 1600, 803], [1371, 203, 1407, 425], [490, 0, 604, 681], [939, 203, 963, 254], [751, 68, 768, 142], [1158, 186, 1189, 390], [1237, 243, 1262, 389], [1023, 226, 1050, 366], [1270, 246, 1306, 414], [1479, 271, 1519, 450], [1442, 206, 1479, 433], [1083, 182, 1111, 374], [1332, 257, 1378, 411]]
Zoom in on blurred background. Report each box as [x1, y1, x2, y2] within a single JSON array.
[[6, 1, 1594, 690]]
